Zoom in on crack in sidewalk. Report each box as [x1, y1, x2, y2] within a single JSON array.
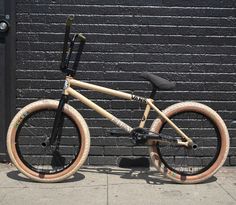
[[106, 172, 109, 205], [216, 181, 236, 202]]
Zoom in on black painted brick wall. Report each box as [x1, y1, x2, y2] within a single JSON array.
[[16, 0, 236, 165]]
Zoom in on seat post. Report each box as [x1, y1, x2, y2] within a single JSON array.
[[149, 86, 157, 99]]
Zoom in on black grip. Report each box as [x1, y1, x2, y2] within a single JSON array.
[[60, 15, 74, 70], [72, 39, 86, 72]]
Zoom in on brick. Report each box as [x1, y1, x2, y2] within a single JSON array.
[[230, 156, 236, 166], [116, 137, 133, 146], [104, 146, 132, 156], [224, 157, 230, 166], [133, 147, 149, 156], [230, 137, 236, 146], [163, 0, 235, 8], [89, 156, 118, 165], [89, 146, 104, 156]]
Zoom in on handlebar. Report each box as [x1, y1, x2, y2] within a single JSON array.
[[66, 15, 74, 27], [72, 34, 86, 72], [60, 16, 86, 76], [60, 15, 74, 71]]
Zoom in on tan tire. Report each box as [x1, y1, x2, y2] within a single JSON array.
[[149, 101, 229, 184], [7, 99, 90, 182]]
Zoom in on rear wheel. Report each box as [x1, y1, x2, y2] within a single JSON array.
[[7, 100, 90, 182], [149, 102, 229, 183]]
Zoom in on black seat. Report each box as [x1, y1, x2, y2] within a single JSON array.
[[140, 72, 175, 91]]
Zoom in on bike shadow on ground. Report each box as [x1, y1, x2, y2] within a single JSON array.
[[82, 157, 217, 185], [80, 166, 217, 185], [6, 157, 217, 185], [6, 167, 217, 185], [6, 169, 85, 183]]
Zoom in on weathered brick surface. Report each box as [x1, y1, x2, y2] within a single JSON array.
[[15, 0, 236, 165]]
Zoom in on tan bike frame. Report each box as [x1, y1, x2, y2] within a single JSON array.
[[63, 76, 192, 147]]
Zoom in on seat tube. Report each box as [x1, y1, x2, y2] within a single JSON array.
[[139, 87, 156, 128], [139, 100, 153, 128]]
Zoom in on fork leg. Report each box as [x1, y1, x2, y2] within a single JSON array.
[[49, 94, 68, 145]]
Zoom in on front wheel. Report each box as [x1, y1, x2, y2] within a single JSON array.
[[149, 101, 229, 184], [7, 99, 90, 182]]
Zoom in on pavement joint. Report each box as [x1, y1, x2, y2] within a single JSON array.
[[106, 173, 109, 205], [216, 181, 236, 202]]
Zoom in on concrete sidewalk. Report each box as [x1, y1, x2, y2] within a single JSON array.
[[0, 163, 235, 205]]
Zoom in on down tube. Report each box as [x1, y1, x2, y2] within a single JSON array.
[[67, 87, 133, 133]]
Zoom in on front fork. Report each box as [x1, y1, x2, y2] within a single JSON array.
[[50, 94, 68, 144], [42, 94, 68, 147]]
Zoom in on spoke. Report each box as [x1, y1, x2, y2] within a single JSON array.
[[186, 149, 192, 174], [15, 109, 82, 176], [158, 111, 221, 176], [34, 147, 48, 170], [168, 146, 175, 168], [40, 148, 47, 173], [48, 146, 65, 172], [24, 123, 38, 137]]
